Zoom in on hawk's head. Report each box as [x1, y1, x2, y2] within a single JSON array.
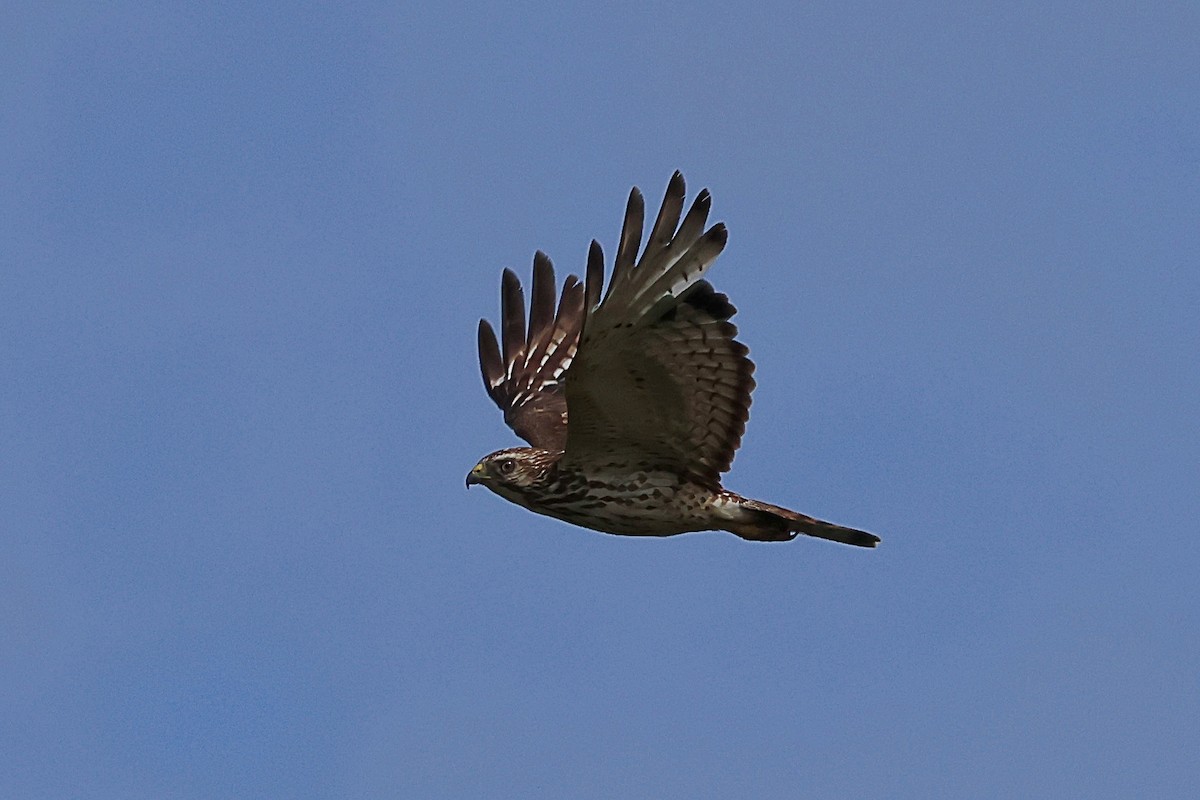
[[466, 447, 558, 501]]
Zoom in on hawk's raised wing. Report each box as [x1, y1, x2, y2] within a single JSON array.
[[562, 172, 755, 488], [477, 253, 584, 450]]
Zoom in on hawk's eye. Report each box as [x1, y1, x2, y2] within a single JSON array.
[[498, 459, 516, 475]]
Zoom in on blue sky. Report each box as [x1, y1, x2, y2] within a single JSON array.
[[3, 2, 1197, 797]]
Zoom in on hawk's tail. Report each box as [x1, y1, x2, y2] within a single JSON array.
[[733, 498, 880, 547]]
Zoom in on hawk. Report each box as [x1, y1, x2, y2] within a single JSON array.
[[467, 173, 879, 547]]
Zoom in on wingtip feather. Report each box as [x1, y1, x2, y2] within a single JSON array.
[[500, 268, 527, 371], [528, 252, 556, 349], [477, 318, 504, 393], [708, 222, 728, 246], [585, 239, 605, 312]]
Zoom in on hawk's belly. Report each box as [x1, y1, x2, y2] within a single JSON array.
[[521, 467, 719, 536]]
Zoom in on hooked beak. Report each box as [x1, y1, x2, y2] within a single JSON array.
[[466, 462, 485, 488]]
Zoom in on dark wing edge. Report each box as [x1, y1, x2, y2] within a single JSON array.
[[477, 252, 584, 450]]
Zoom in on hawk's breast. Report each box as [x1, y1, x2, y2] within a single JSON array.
[[528, 464, 717, 536]]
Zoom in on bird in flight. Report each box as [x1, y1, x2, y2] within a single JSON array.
[[467, 172, 879, 547]]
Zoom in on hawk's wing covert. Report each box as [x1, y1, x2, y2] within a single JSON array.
[[477, 253, 585, 450], [562, 172, 756, 488]]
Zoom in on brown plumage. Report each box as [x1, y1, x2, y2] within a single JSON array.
[[469, 172, 879, 547]]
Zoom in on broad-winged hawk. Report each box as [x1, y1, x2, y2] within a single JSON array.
[[467, 173, 879, 547]]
